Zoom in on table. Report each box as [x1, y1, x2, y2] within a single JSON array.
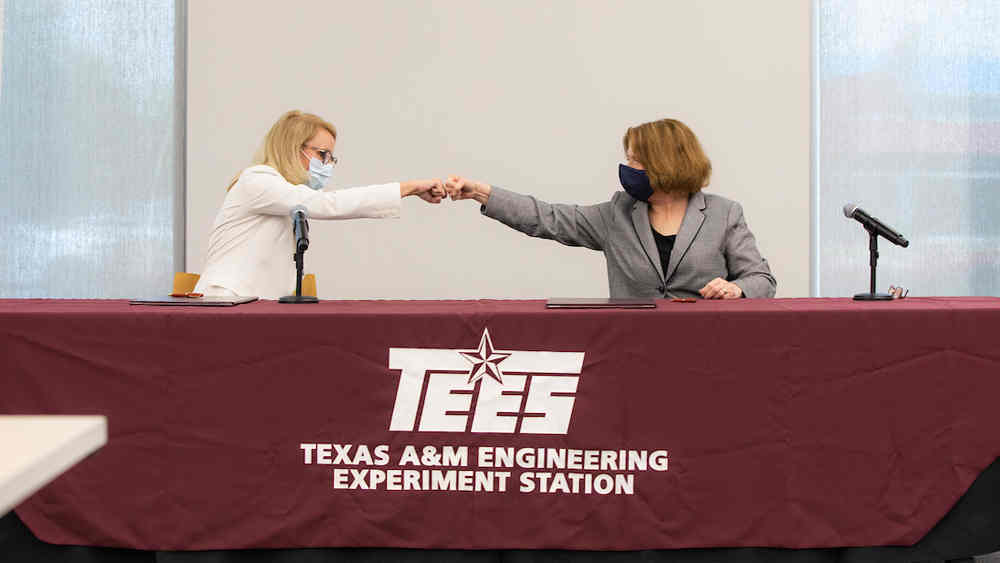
[[1, 298, 999, 553], [0, 416, 107, 514]]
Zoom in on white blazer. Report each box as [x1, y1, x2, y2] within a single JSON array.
[[194, 165, 401, 299]]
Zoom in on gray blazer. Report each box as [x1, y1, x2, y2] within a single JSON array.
[[482, 187, 776, 299]]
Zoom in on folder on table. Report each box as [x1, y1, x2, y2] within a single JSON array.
[[545, 298, 656, 309], [129, 296, 259, 307]]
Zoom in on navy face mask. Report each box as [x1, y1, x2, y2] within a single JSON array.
[[618, 163, 654, 202]]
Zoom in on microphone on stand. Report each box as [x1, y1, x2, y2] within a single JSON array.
[[280, 205, 318, 304], [843, 203, 909, 301]]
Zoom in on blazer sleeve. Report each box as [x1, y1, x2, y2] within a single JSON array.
[[233, 168, 401, 220], [481, 186, 612, 251], [724, 201, 777, 298]]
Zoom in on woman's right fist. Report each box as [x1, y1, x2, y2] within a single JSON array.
[[401, 179, 445, 204]]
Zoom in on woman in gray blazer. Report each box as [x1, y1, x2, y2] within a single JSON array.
[[444, 118, 776, 299]]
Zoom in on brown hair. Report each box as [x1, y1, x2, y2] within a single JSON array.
[[623, 118, 711, 195], [227, 110, 337, 190]]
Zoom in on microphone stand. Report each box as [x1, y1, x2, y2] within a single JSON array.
[[853, 227, 893, 301], [279, 216, 318, 304], [279, 249, 318, 304]]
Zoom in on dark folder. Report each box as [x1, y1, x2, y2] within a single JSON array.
[[129, 296, 259, 307], [545, 298, 656, 309]]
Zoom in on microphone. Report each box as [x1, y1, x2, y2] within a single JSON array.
[[843, 204, 909, 247], [280, 205, 319, 304], [290, 205, 309, 252]]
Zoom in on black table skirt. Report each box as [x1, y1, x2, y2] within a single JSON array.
[[3, 458, 999, 563]]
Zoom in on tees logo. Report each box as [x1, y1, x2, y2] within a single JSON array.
[[388, 329, 585, 434]]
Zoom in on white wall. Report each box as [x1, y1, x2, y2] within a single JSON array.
[[188, 1, 810, 299]]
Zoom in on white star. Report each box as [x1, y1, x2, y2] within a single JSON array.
[[458, 328, 511, 384]]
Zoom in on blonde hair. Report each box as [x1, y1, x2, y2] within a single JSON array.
[[623, 118, 711, 195], [227, 110, 337, 190]]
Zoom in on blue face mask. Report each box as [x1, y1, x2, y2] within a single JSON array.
[[303, 152, 334, 190], [619, 163, 654, 202]]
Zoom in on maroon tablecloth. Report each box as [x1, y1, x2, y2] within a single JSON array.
[[2, 297, 999, 551]]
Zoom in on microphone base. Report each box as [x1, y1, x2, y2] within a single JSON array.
[[853, 292, 893, 301], [278, 295, 319, 304]]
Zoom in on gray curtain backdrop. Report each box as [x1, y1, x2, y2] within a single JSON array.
[[0, 0, 184, 298], [816, 0, 1000, 297]]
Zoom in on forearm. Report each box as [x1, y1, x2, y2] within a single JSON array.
[[238, 169, 400, 219], [482, 187, 606, 250], [311, 183, 401, 220], [731, 269, 777, 298]]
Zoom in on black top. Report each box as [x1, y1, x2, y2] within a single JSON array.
[[651, 228, 676, 278]]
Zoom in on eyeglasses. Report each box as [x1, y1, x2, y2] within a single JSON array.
[[888, 285, 909, 299], [303, 145, 338, 166]]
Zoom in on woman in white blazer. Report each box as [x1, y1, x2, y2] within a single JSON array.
[[193, 110, 444, 299]]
